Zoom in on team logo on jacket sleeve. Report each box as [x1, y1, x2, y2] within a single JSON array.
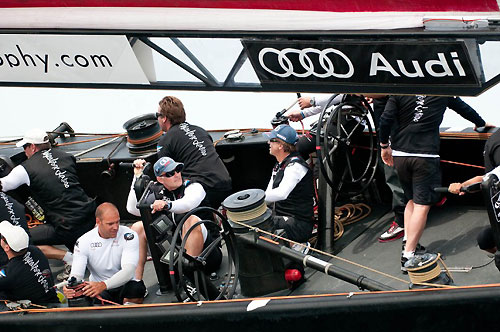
[[124, 233, 134, 241], [0, 269, 6, 278]]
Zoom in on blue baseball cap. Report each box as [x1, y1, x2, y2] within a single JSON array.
[[154, 157, 184, 177], [263, 124, 298, 145]]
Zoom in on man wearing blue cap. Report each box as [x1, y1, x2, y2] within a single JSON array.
[[264, 125, 314, 251], [127, 157, 222, 280]]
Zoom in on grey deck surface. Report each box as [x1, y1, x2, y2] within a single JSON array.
[[292, 204, 498, 295]]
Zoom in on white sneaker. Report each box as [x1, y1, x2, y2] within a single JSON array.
[[291, 242, 311, 255], [379, 221, 404, 242]]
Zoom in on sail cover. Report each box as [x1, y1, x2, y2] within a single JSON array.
[[0, 0, 499, 31]]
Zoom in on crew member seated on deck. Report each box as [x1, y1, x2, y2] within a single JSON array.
[[447, 128, 499, 258], [264, 125, 314, 252], [0, 192, 31, 266], [0, 128, 96, 281], [126, 157, 222, 281], [0, 221, 59, 304], [63, 203, 146, 305]]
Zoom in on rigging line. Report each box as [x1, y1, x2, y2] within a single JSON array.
[[74, 136, 123, 158], [471, 258, 494, 269], [57, 134, 126, 147], [440, 159, 485, 169], [47, 131, 127, 136], [228, 218, 409, 285], [107, 136, 126, 164]]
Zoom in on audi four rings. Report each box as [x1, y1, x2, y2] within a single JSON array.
[[258, 47, 354, 79]]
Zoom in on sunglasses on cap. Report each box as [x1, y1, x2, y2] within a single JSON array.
[[159, 164, 183, 178]]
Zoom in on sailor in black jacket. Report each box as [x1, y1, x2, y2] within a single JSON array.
[[264, 125, 314, 246], [378, 96, 492, 270], [0, 221, 59, 304], [156, 96, 232, 209], [0, 193, 30, 266], [0, 128, 96, 276], [127, 157, 222, 280]]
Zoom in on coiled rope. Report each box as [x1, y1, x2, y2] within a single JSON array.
[[407, 253, 454, 288], [332, 203, 372, 241]]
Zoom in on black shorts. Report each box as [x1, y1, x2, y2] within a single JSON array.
[[30, 222, 93, 252], [272, 215, 313, 243], [477, 227, 496, 250], [393, 156, 441, 205], [202, 230, 223, 273], [98, 280, 146, 304]]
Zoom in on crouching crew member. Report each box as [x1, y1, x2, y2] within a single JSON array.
[[264, 125, 314, 248], [0, 220, 59, 304], [127, 157, 222, 281], [0, 128, 96, 279], [63, 203, 146, 305]]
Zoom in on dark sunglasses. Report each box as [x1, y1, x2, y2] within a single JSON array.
[[159, 164, 183, 178], [155, 112, 164, 119], [22, 143, 31, 150], [269, 138, 279, 143]]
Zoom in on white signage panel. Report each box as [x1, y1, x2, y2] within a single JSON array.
[[0, 35, 149, 84]]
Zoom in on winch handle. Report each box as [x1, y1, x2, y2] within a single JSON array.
[[119, 161, 152, 174], [434, 182, 482, 194], [136, 180, 156, 209]]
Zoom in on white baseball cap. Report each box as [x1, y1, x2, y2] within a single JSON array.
[[0, 220, 29, 252], [16, 128, 49, 148]]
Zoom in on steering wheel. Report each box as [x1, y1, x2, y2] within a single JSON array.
[[316, 95, 378, 197], [168, 207, 239, 302]]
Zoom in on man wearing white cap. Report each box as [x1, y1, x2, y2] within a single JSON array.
[[0, 192, 31, 266], [264, 124, 314, 250], [0, 128, 96, 280], [0, 220, 59, 303]]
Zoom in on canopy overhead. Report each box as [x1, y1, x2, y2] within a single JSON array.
[[1, 1, 500, 95], [0, 0, 499, 31]]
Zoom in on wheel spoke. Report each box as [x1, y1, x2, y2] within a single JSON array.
[[193, 271, 202, 301], [198, 235, 222, 259], [344, 149, 356, 182]]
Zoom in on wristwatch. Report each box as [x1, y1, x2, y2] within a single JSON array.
[[310, 97, 316, 107], [380, 143, 390, 149]]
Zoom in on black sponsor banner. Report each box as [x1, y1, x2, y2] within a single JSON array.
[[242, 40, 479, 88]]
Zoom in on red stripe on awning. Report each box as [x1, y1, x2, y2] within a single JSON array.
[[0, 0, 498, 12]]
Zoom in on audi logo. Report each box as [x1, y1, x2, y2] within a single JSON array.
[[258, 47, 354, 79]]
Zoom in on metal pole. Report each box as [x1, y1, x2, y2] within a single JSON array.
[[240, 233, 394, 292]]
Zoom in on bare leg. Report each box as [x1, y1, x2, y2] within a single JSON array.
[[37, 245, 66, 260], [403, 200, 414, 241], [404, 202, 431, 253], [182, 215, 203, 257], [130, 221, 147, 280], [123, 297, 144, 304]]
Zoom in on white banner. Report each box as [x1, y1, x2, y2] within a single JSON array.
[[0, 34, 149, 84]]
